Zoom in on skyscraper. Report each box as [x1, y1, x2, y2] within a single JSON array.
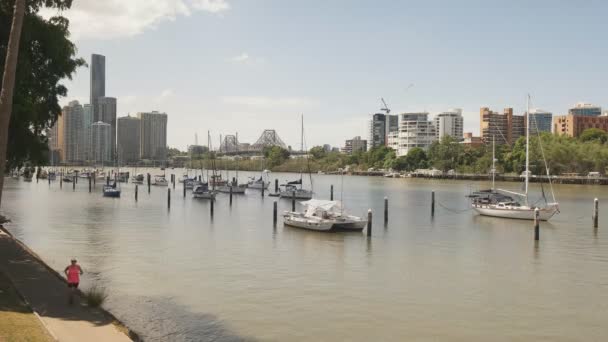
[[569, 103, 601, 117], [82, 103, 92, 161], [528, 109, 553, 134], [91, 121, 112, 164], [368, 113, 386, 150], [389, 113, 436, 157], [434, 109, 464, 140], [479, 107, 526, 145], [138, 111, 168, 161], [62, 101, 85, 163], [90, 54, 105, 122], [96, 97, 117, 159], [47, 118, 63, 164], [117, 115, 141, 163]]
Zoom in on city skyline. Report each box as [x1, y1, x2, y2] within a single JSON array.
[[47, 0, 608, 150]]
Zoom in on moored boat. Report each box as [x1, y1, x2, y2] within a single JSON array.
[[283, 200, 366, 231]]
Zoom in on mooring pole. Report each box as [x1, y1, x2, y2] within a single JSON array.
[[534, 208, 540, 241], [261, 185, 265, 197], [147, 174, 151, 194], [60, 176, 63, 189], [330, 185, 334, 201], [88, 176, 92, 193], [135, 185, 138, 201], [210, 199, 214, 217], [431, 191, 435, 217], [183, 182, 186, 198], [367, 209, 372, 237], [229, 186, 233, 205], [275, 179, 279, 193], [384, 196, 388, 224], [292, 191, 296, 211], [593, 198, 599, 228], [273, 201, 278, 226], [167, 188, 171, 210], [73, 176, 76, 191]]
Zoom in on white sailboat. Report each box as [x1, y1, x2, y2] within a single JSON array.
[[280, 114, 313, 200], [471, 95, 559, 221], [283, 200, 367, 231]]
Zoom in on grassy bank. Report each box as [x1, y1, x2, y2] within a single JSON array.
[[0, 272, 53, 342]]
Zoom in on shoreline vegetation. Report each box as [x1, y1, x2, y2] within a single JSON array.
[[177, 130, 608, 179]]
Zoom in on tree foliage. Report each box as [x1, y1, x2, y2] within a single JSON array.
[[1, 0, 84, 169], [263, 146, 290, 167]]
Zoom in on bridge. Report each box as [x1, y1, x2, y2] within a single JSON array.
[[218, 129, 303, 156]]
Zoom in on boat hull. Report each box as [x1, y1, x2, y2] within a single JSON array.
[[248, 182, 270, 190], [279, 190, 313, 200], [472, 204, 558, 221]]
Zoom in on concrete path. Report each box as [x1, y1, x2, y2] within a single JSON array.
[[0, 230, 132, 342]]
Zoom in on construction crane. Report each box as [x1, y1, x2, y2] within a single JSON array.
[[380, 98, 390, 114]]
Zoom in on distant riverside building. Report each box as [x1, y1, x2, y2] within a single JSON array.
[[554, 114, 608, 138], [461, 132, 483, 148], [367, 113, 398, 151], [47, 119, 63, 163], [342, 136, 367, 154], [91, 121, 112, 164], [83, 103, 92, 161], [90, 54, 105, 122], [480, 107, 526, 145], [62, 100, 85, 163], [389, 112, 436, 157], [434, 109, 464, 140], [569, 103, 601, 117], [96, 96, 117, 158], [528, 109, 552, 134], [138, 111, 168, 161], [117, 115, 141, 163]]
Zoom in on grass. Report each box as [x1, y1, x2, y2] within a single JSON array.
[[0, 272, 53, 342], [84, 285, 108, 308]]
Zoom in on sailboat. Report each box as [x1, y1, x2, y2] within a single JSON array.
[[280, 114, 313, 200], [471, 96, 559, 221]]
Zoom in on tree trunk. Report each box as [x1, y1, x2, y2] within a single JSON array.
[[0, 0, 26, 209]]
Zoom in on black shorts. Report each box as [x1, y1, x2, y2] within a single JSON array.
[[68, 282, 79, 288]]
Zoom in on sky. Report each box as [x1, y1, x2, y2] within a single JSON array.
[[42, 0, 608, 150]]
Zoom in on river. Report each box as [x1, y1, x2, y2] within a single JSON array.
[[1, 169, 607, 341]]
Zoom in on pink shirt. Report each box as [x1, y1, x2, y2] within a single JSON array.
[[67, 265, 80, 283]]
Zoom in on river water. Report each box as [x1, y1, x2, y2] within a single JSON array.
[[1, 169, 607, 341]]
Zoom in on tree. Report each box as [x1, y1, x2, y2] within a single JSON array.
[[404, 147, 428, 171], [428, 136, 463, 172], [0, 0, 25, 209], [263, 146, 290, 167], [579, 128, 608, 144], [309, 146, 326, 160]]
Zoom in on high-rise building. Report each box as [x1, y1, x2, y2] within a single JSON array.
[[47, 118, 63, 164], [96, 97, 117, 158], [480, 107, 526, 145], [528, 109, 553, 134], [368, 113, 386, 150], [554, 114, 608, 137], [389, 113, 436, 157], [138, 111, 168, 161], [342, 136, 367, 154], [82, 103, 92, 161], [569, 103, 601, 117], [434, 109, 464, 140], [62, 101, 85, 163], [90, 54, 105, 122], [117, 115, 141, 163], [385, 114, 398, 140], [91, 121, 112, 164]]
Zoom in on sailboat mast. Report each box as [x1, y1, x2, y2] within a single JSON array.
[[492, 135, 495, 191], [525, 94, 530, 205]]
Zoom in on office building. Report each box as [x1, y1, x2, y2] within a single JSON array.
[[342, 136, 367, 154], [96, 97, 117, 158], [528, 109, 553, 134], [90, 54, 105, 122], [569, 103, 601, 117], [554, 114, 608, 138], [138, 111, 168, 160], [47, 118, 63, 164], [91, 121, 112, 164], [389, 112, 436, 157], [368, 113, 386, 150], [62, 101, 85, 163], [117, 115, 141, 163], [480, 107, 526, 145], [434, 109, 464, 140], [461, 132, 483, 148]]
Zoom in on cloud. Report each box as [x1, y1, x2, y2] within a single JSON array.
[[220, 96, 318, 108], [160, 88, 174, 99], [40, 0, 230, 40], [231, 53, 250, 63]]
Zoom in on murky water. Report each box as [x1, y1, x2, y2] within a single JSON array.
[[2, 169, 607, 341]]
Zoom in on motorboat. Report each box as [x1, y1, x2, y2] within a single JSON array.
[[283, 200, 367, 232], [131, 173, 145, 184], [39, 169, 48, 179], [153, 175, 169, 186], [279, 182, 313, 200], [117, 172, 129, 183], [193, 183, 216, 200], [102, 182, 121, 197]]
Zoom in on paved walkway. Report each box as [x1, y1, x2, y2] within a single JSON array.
[[0, 230, 132, 342]]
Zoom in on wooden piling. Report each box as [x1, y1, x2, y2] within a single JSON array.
[[229, 186, 233, 205], [292, 191, 296, 211], [147, 174, 151, 194], [367, 209, 372, 237], [168, 188, 171, 210], [534, 208, 540, 241], [384, 196, 388, 224], [330, 185, 334, 201], [60, 176, 62, 188], [210, 199, 214, 217], [172, 174, 175, 189], [593, 198, 599, 228], [273, 201, 278, 226], [88, 176, 91, 193], [261, 185, 265, 197], [73, 176, 76, 190], [183, 183, 186, 198], [135, 185, 138, 201], [275, 179, 279, 193]]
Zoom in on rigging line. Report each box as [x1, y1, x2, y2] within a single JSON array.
[[436, 200, 474, 214], [529, 103, 557, 203]]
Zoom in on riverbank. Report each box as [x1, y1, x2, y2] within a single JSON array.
[[0, 225, 140, 342]]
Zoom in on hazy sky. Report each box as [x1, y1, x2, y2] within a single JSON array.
[[44, 0, 608, 150]]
